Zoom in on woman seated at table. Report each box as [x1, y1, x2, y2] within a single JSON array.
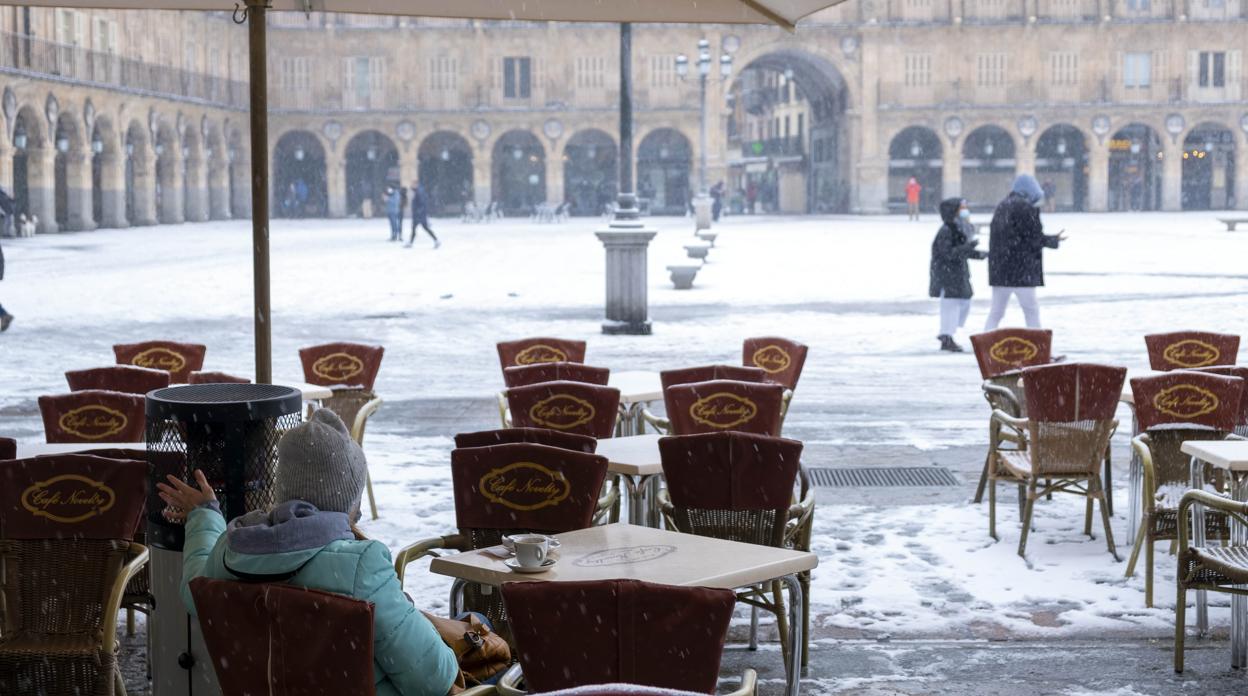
[[158, 409, 458, 696]]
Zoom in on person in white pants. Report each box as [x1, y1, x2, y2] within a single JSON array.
[[985, 174, 1066, 331], [929, 197, 986, 352]]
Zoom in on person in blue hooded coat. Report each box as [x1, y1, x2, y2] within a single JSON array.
[[984, 174, 1067, 330], [158, 409, 458, 696]]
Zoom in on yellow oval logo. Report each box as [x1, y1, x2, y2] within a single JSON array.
[[529, 394, 595, 430], [751, 345, 792, 375], [59, 405, 128, 440], [479, 461, 571, 511], [21, 474, 117, 524], [1154, 384, 1220, 420], [989, 337, 1039, 367], [690, 392, 759, 429], [312, 352, 365, 382], [515, 344, 568, 366], [133, 347, 186, 373], [1163, 340, 1220, 369]]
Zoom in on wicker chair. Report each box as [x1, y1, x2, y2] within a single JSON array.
[[315, 388, 384, 520], [455, 427, 597, 453], [38, 390, 146, 443], [986, 363, 1126, 558], [187, 371, 251, 384], [499, 579, 755, 696], [496, 337, 587, 371], [112, 340, 206, 383], [640, 366, 767, 434], [743, 338, 807, 427], [188, 577, 378, 695], [1174, 490, 1248, 672], [1126, 371, 1245, 607], [298, 341, 385, 390], [393, 442, 609, 644], [65, 365, 170, 394], [657, 432, 812, 670], [1190, 366, 1248, 438], [0, 454, 150, 696], [506, 380, 621, 439], [657, 380, 785, 437], [1144, 331, 1240, 372], [498, 362, 611, 427]]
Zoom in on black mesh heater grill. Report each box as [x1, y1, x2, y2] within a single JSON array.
[[145, 384, 302, 551]]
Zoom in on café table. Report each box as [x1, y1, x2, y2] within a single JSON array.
[[15, 441, 147, 458], [609, 371, 662, 436], [1183, 439, 1248, 667], [596, 434, 664, 527], [430, 523, 816, 696], [280, 380, 334, 402]]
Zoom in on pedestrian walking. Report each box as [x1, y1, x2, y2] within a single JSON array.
[[984, 174, 1067, 330], [0, 232, 12, 332], [710, 181, 725, 222], [384, 185, 403, 241], [929, 197, 985, 352], [905, 176, 922, 221], [406, 179, 440, 249], [746, 180, 758, 214]]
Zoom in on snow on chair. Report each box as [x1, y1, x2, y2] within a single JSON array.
[[1144, 331, 1240, 372], [65, 365, 170, 394], [113, 340, 206, 384], [503, 362, 610, 389], [38, 390, 146, 443]]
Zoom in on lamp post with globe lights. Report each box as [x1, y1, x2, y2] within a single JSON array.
[[676, 39, 733, 230]]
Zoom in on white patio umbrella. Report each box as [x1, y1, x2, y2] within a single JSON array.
[[20, 0, 849, 381]]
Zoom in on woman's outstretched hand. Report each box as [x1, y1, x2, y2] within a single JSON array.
[[156, 469, 217, 522]]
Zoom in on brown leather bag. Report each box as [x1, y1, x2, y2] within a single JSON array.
[[422, 610, 511, 689]]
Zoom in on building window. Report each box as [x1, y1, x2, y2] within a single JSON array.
[[429, 56, 458, 91], [279, 56, 311, 107], [503, 57, 531, 99], [575, 56, 606, 89], [343, 56, 385, 109], [904, 53, 932, 87], [976, 53, 1007, 87], [1124, 52, 1151, 88], [649, 55, 678, 87], [1049, 52, 1078, 85], [1198, 51, 1226, 87], [797, 113, 805, 142]]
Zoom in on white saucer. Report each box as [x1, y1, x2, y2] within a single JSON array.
[[504, 557, 557, 574]]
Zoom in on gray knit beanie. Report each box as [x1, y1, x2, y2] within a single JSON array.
[[275, 408, 367, 517]]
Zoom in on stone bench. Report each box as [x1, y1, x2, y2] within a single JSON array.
[[1217, 217, 1248, 231], [696, 231, 718, 247], [666, 264, 700, 289], [684, 244, 710, 262]]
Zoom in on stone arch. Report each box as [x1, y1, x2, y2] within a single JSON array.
[[563, 128, 616, 216], [181, 124, 208, 222], [155, 120, 183, 224], [1181, 120, 1236, 210], [1034, 124, 1089, 212], [491, 129, 545, 216], [343, 129, 399, 217], [53, 111, 88, 230], [90, 115, 119, 227], [887, 125, 943, 213], [960, 124, 1016, 209], [204, 121, 230, 219], [637, 128, 692, 215], [417, 130, 474, 216], [123, 120, 154, 225], [273, 129, 328, 217], [11, 105, 49, 230], [1108, 122, 1163, 211]]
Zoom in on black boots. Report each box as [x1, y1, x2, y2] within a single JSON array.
[[938, 335, 963, 352]]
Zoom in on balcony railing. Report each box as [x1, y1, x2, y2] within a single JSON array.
[[0, 32, 247, 109], [740, 137, 805, 158]]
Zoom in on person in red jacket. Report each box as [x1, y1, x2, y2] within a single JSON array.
[[905, 176, 922, 221]]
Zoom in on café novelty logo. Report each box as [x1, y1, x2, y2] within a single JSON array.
[[989, 337, 1040, 367], [751, 345, 791, 375], [1154, 384, 1220, 420], [312, 352, 365, 382], [1163, 340, 1221, 369], [529, 394, 595, 430], [59, 405, 128, 440], [479, 461, 571, 511], [132, 347, 186, 373], [515, 344, 568, 365], [21, 474, 117, 523], [690, 392, 758, 429]]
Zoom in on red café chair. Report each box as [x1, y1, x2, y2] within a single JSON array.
[[188, 371, 251, 384], [642, 365, 767, 433], [455, 427, 597, 453], [1144, 331, 1240, 372], [189, 578, 377, 696], [662, 380, 785, 437], [393, 442, 609, 642], [298, 342, 384, 390], [742, 337, 808, 392], [0, 454, 149, 696], [500, 579, 755, 696], [1191, 365, 1248, 437], [65, 365, 170, 395], [506, 381, 621, 439], [496, 337, 587, 371], [37, 390, 146, 444], [499, 362, 610, 427], [113, 340, 206, 383], [1126, 371, 1245, 606]]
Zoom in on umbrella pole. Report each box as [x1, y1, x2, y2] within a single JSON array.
[[615, 22, 637, 218], [245, 0, 272, 384]]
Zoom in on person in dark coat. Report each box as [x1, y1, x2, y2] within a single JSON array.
[[405, 179, 440, 249], [0, 233, 11, 331], [984, 174, 1066, 330], [710, 181, 725, 222], [929, 197, 985, 352]]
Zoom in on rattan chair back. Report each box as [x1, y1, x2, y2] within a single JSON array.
[[742, 337, 808, 391], [298, 342, 384, 390], [660, 364, 767, 392], [112, 340, 206, 383], [1191, 366, 1248, 433], [663, 380, 785, 437], [497, 337, 587, 371], [189, 577, 377, 696], [187, 371, 251, 384], [983, 374, 1028, 417], [454, 427, 597, 453], [319, 388, 379, 441], [970, 328, 1053, 379], [66, 365, 170, 394], [0, 437, 14, 460], [503, 361, 610, 388], [38, 390, 146, 443], [1019, 363, 1125, 477], [506, 380, 621, 438], [1130, 372, 1244, 433], [1144, 331, 1240, 372], [502, 579, 735, 694]]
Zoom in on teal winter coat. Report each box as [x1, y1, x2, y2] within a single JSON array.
[[179, 500, 458, 696]]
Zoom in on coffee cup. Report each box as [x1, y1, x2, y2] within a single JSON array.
[[512, 534, 549, 568]]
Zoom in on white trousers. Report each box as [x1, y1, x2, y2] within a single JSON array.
[[984, 286, 1040, 330], [939, 295, 972, 337]]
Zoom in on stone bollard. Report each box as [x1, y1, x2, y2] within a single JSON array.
[[692, 194, 712, 231], [684, 243, 710, 262], [696, 231, 717, 247], [666, 265, 700, 290], [596, 224, 658, 335]]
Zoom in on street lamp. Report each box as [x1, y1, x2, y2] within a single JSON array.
[[676, 37, 733, 230], [910, 140, 922, 158]]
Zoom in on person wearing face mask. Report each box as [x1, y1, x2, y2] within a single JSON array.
[[984, 174, 1067, 330], [929, 197, 986, 352]]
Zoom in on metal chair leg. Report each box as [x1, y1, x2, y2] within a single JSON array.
[[749, 603, 759, 650], [365, 471, 379, 520], [1125, 522, 1147, 578], [1017, 488, 1037, 557], [1095, 481, 1119, 561], [974, 451, 991, 503], [989, 473, 998, 541], [1175, 582, 1187, 672]]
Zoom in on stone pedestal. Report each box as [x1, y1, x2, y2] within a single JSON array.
[[595, 207, 657, 335], [692, 193, 712, 231]]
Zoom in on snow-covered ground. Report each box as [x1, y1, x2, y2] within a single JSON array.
[[4, 211, 1247, 645]]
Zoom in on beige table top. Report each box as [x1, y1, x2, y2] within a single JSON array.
[[275, 380, 334, 401], [15, 441, 148, 458], [596, 434, 664, 477], [430, 523, 817, 590], [1182, 440, 1248, 472], [610, 371, 663, 405]]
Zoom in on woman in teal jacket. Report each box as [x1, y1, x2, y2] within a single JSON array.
[[158, 409, 458, 696]]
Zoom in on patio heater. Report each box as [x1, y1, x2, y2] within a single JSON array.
[[145, 383, 302, 696]]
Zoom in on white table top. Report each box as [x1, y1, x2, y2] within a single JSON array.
[[596, 434, 663, 477], [430, 523, 817, 589], [610, 370, 663, 405], [16, 441, 147, 458], [1181, 440, 1248, 471], [275, 381, 334, 401]]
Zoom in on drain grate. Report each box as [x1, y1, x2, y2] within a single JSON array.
[[807, 466, 960, 488]]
